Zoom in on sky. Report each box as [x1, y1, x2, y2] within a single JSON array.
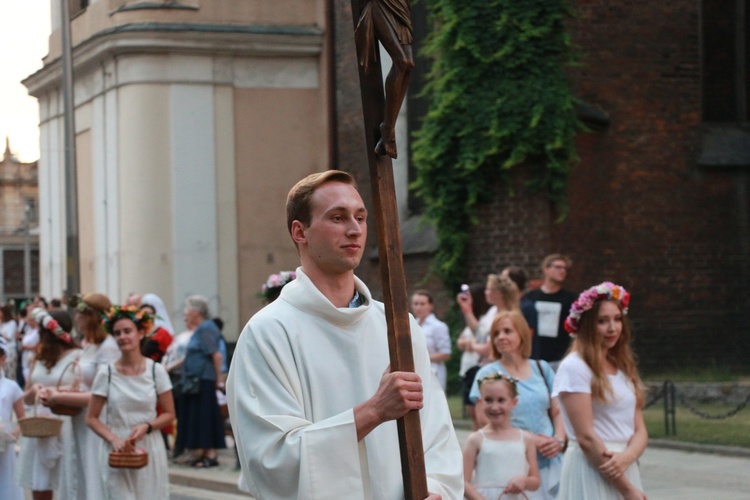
[[0, 1, 52, 163]]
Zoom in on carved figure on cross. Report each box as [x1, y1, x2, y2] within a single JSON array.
[[355, 0, 414, 159]]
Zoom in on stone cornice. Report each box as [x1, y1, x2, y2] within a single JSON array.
[[24, 22, 325, 96]]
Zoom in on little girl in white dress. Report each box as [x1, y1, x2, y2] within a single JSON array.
[[463, 373, 540, 500]]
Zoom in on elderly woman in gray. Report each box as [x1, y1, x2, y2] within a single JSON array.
[[174, 295, 225, 467]]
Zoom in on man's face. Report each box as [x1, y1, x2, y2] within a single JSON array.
[[410, 294, 432, 321], [293, 182, 367, 276], [543, 259, 568, 285]]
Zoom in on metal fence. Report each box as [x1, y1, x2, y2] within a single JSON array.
[[644, 381, 750, 435]]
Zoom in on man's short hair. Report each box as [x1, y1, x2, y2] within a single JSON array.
[[411, 289, 434, 304], [542, 253, 572, 270], [286, 170, 357, 234]]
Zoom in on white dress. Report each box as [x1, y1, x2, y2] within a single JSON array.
[[473, 429, 531, 500], [0, 376, 24, 500], [552, 353, 643, 499], [16, 349, 82, 497], [73, 335, 121, 499], [1, 320, 18, 380], [20, 326, 39, 381], [91, 358, 172, 500]]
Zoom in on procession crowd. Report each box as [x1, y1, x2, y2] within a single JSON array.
[[1, 169, 647, 500], [0, 292, 228, 500], [409, 253, 646, 499]]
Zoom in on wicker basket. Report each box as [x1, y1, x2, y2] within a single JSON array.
[[19, 395, 63, 438], [109, 440, 149, 469], [49, 359, 83, 416]]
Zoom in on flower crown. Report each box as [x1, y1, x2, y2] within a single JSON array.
[[259, 270, 297, 301], [102, 305, 153, 334], [564, 282, 630, 335], [31, 307, 73, 345], [478, 372, 518, 387]]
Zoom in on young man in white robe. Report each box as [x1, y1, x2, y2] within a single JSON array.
[[226, 170, 463, 499]]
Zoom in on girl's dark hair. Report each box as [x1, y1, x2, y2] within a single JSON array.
[[0, 305, 13, 320], [469, 283, 491, 318], [37, 310, 76, 370]]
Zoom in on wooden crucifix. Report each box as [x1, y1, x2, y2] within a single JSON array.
[[348, 1, 427, 499]]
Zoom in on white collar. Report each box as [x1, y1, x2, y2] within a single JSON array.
[[279, 267, 374, 328]]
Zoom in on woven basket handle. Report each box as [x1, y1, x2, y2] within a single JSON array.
[[122, 438, 136, 453], [56, 358, 82, 392], [33, 391, 43, 417]]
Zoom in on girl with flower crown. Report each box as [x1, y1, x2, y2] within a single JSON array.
[[552, 283, 647, 500], [463, 373, 540, 500], [86, 305, 175, 500], [17, 309, 84, 500], [468, 310, 565, 499]]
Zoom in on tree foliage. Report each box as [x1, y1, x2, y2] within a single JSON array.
[[412, 0, 579, 290]]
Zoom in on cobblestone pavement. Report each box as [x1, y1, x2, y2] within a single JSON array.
[[166, 427, 750, 499]]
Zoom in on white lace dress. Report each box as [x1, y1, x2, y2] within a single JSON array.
[[91, 359, 172, 500]]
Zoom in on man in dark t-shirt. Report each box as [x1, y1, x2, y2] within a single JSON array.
[[523, 254, 577, 368]]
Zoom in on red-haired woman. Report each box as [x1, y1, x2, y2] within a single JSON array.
[[70, 293, 120, 499], [17, 309, 83, 500], [553, 283, 647, 500]]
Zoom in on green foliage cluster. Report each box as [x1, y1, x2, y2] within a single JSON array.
[[412, 0, 580, 290]]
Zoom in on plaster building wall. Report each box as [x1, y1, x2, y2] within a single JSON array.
[[26, 1, 329, 338]]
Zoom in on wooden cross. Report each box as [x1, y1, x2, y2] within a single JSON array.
[[348, 1, 428, 499]]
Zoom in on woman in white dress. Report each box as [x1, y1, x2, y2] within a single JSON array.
[[17, 309, 83, 500], [19, 304, 40, 382], [0, 305, 18, 381], [65, 293, 120, 499], [0, 337, 25, 500], [552, 282, 647, 500], [86, 305, 175, 500]]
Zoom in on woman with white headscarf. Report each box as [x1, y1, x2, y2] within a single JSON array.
[[140, 294, 174, 336], [140, 295, 173, 363]]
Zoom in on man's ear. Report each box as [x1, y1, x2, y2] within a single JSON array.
[[291, 220, 307, 246]]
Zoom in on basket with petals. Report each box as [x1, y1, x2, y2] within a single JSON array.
[[109, 439, 149, 469], [19, 394, 63, 438]]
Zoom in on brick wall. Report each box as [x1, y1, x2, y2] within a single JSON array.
[[463, 0, 750, 371], [332, 0, 750, 371]]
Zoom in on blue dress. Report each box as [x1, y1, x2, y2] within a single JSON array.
[[470, 359, 562, 499]]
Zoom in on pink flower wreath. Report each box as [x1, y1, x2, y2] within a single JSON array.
[[564, 282, 630, 335]]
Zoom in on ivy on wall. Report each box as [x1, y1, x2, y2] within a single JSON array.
[[412, 0, 580, 290]]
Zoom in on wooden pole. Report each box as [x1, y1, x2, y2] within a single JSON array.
[[348, 3, 428, 499]]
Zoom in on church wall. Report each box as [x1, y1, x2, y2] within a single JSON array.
[[234, 86, 330, 326]]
